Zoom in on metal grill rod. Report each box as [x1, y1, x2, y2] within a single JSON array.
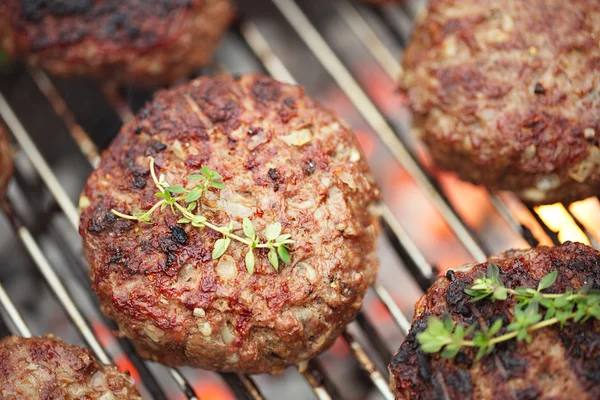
[[271, 0, 487, 262], [29, 69, 101, 168], [0, 93, 79, 227], [1, 200, 111, 364], [342, 330, 394, 400], [0, 281, 32, 338]]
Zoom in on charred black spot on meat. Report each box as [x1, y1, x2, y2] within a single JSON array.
[[170, 226, 188, 244], [534, 82, 546, 95], [303, 160, 316, 176], [445, 269, 456, 281], [252, 78, 282, 103], [454, 352, 473, 368], [132, 176, 146, 189], [22, 0, 92, 21], [268, 168, 281, 192], [514, 387, 541, 400], [446, 279, 472, 317], [446, 369, 472, 394]]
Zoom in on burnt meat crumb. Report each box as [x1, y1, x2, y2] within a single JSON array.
[[534, 82, 546, 95], [445, 269, 456, 281], [132, 176, 146, 189], [303, 160, 316, 176], [170, 226, 188, 244], [152, 141, 167, 151], [268, 168, 280, 192], [268, 168, 279, 181], [134, 127, 143, 135]]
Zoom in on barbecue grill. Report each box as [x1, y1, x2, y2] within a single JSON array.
[[1, 0, 599, 399]]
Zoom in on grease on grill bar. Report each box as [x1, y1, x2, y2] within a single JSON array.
[[1, 1, 600, 399]]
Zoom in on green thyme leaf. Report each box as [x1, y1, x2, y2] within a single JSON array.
[[185, 187, 203, 203], [277, 246, 291, 264], [212, 238, 231, 259], [276, 234, 292, 243], [245, 249, 255, 274], [191, 215, 206, 228], [265, 222, 282, 241], [178, 218, 191, 224], [243, 217, 256, 241], [187, 202, 197, 211], [268, 249, 279, 271], [209, 181, 226, 189], [488, 319, 503, 336], [538, 271, 558, 291], [188, 174, 205, 181], [166, 185, 187, 194], [487, 262, 500, 280]]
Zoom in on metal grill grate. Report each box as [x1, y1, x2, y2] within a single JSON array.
[[1, 0, 599, 399]]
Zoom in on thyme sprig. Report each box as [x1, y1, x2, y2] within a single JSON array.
[[417, 262, 600, 360], [111, 157, 294, 274]]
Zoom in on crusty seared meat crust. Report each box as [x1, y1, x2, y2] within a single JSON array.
[[79, 74, 381, 374], [0, 335, 140, 399], [401, 0, 600, 204], [390, 242, 600, 399], [0, 0, 234, 86], [0, 125, 12, 198]]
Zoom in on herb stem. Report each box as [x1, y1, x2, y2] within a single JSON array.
[[111, 200, 166, 221], [458, 315, 573, 348], [172, 201, 252, 245]]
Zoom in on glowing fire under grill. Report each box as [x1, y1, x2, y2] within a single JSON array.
[[0, 0, 599, 399]]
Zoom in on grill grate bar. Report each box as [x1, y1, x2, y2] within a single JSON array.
[[0, 281, 32, 338], [1, 199, 111, 364], [342, 330, 395, 400], [301, 359, 343, 400], [0, 93, 79, 227], [28, 69, 101, 168], [271, 0, 487, 262]]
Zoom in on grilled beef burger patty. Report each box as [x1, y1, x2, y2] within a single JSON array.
[[401, 0, 600, 204], [390, 242, 600, 399], [79, 74, 381, 373], [0, 0, 234, 86], [0, 335, 140, 399], [0, 125, 12, 197]]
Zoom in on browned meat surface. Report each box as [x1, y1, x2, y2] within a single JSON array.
[[390, 242, 600, 399], [0, 335, 140, 399], [401, 0, 600, 204], [79, 74, 381, 374], [0, 0, 234, 86], [0, 125, 12, 197]]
